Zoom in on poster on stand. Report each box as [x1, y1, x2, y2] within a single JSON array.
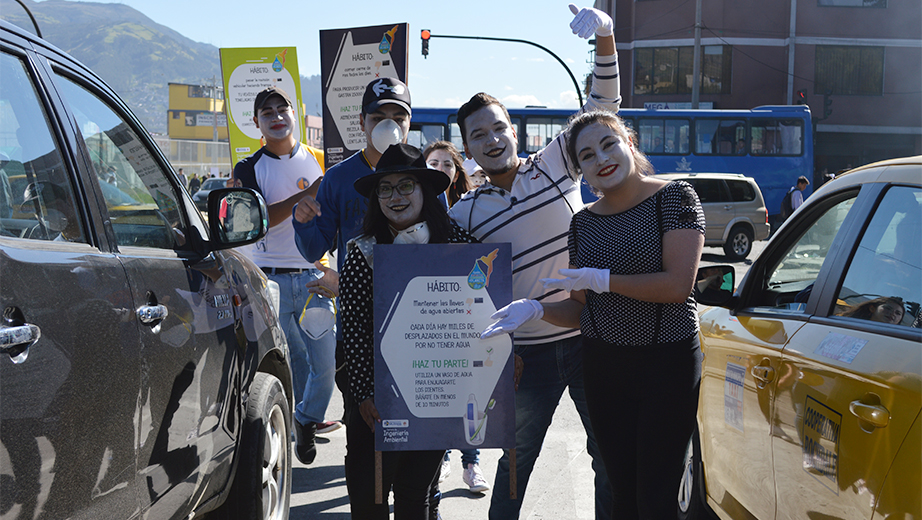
[[372, 243, 515, 452], [319, 23, 408, 169], [219, 47, 304, 166]]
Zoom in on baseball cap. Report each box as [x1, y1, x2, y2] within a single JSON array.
[[253, 86, 292, 113], [362, 78, 411, 116]]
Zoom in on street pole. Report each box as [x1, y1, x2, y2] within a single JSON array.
[[211, 75, 218, 142], [691, 0, 702, 108], [426, 33, 584, 106]]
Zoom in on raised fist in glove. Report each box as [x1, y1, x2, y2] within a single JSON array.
[[481, 299, 544, 339], [568, 3, 613, 38], [541, 267, 611, 293]]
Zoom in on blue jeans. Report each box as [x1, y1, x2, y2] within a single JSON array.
[[269, 270, 337, 426], [488, 335, 612, 520], [444, 449, 480, 466]]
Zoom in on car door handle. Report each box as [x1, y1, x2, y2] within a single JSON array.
[[0, 323, 41, 353], [750, 364, 774, 386], [850, 396, 890, 430], [724, 205, 734, 211], [137, 304, 168, 324]]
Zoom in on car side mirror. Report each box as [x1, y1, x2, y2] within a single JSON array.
[[206, 187, 268, 250], [695, 265, 736, 307]]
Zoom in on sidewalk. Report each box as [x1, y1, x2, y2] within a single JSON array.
[[288, 386, 597, 519]]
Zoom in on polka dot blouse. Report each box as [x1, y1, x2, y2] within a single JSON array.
[[569, 181, 705, 347], [340, 223, 476, 403]]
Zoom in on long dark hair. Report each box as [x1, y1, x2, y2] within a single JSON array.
[[423, 140, 472, 206], [840, 296, 904, 322], [361, 174, 455, 245]]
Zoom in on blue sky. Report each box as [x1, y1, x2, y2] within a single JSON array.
[[55, 0, 602, 110]]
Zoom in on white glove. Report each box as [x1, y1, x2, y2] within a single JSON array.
[[541, 268, 611, 293], [481, 299, 544, 339], [569, 4, 613, 38]]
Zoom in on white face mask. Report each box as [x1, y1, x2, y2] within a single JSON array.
[[41, 208, 68, 232], [392, 221, 430, 245], [299, 293, 336, 340], [371, 118, 403, 154]]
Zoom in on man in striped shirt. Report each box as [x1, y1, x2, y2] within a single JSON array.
[[447, 4, 621, 519]]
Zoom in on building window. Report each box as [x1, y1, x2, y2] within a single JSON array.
[[634, 45, 731, 95], [815, 46, 884, 95], [819, 0, 886, 6]]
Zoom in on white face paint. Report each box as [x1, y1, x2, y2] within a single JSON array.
[[371, 119, 403, 154], [254, 96, 294, 142], [377, 173, 423, 231], [463, 104, 519, 176], [575, 122, 635, 195], [362, 105, 410, 153]]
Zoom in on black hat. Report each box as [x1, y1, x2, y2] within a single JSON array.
[[362, 78, 411, 116], [354, 143, 450, 198], [253, 86, 292, 113]]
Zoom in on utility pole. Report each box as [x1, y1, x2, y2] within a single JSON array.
[[211, 75, 218, 142], [691, 0, 702, 108]]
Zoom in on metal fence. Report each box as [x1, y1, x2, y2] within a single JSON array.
[[152, 136, 233, 177]]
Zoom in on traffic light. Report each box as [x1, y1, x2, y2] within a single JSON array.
[[795, 89, 807, 105], [421, 29, 430, 58], [823, 89, 833, 119]]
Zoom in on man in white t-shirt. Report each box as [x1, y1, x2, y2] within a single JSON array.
[[233, 87, 340, 466]]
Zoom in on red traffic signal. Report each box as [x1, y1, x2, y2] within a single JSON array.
[[421, 29, 430, 58], [795, 89, 807, 105]]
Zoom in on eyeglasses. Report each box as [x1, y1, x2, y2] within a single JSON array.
[[376, 180, 417, 199]]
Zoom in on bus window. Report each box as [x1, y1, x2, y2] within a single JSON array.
[[525, 117, 568, 153], [638, 118, 689, 154], [751, 119, 803, 156], [407, 124, 446, 151], [695, 119, 745, 155]]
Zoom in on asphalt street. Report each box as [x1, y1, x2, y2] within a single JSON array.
[[287, 243, 765, 519]]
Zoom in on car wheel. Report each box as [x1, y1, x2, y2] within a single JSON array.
[[216, 373, 291, 520], [723, 224, 754, 260], [677, 427, 713, 520]]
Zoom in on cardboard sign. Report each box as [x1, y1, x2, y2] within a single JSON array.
[[372, 243, 514, 451]]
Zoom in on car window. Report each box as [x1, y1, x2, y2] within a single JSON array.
[[53, 73, 184, 250], [687, 179, 727, 204], [833, 186, 921, 327], [727, 180, 756, 202], [758, 194, 857, 311], [0, 51, 86, 243]]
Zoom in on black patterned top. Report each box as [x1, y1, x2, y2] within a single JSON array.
[[340, 223, 476, 403], [568, 181, 705, 346]]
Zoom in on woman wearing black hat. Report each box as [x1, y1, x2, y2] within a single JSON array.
[[340, 143, 476, 519]]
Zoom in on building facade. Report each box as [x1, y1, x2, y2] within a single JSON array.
[[602, 0, 921, 172], [167, 82, 229, 141]]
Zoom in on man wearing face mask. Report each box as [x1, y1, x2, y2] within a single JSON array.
[[292, 77, 411, 269], [292, 78, 412, 400], [233, 86, 339, 466]]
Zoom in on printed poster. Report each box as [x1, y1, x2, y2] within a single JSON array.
[[219, 47, 305, 166], [373, 243, 514, 451], [319, 23, 408, 169]]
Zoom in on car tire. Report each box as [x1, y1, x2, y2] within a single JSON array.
[[677, 427, 714, 520], [216, 373, 291, 520], [723, 224, 754, 260]]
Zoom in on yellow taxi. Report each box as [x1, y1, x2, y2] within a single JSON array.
[[681, 156, 921, 519]]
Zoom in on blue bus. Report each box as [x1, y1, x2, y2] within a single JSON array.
[[408, 105, 813, 216]]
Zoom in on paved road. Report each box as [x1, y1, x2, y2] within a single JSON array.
[[288, 241, 768, 519]]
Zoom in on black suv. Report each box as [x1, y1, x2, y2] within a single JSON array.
[[0, 19, 293, 520]]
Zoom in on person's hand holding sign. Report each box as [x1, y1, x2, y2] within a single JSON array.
[[359, 398, 381, 431]]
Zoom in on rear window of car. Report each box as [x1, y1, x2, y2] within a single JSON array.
[[686, 179, 725, 203], [727, 180, 756, 202]]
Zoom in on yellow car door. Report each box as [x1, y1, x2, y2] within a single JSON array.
[[772, 183, 922, 520]]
